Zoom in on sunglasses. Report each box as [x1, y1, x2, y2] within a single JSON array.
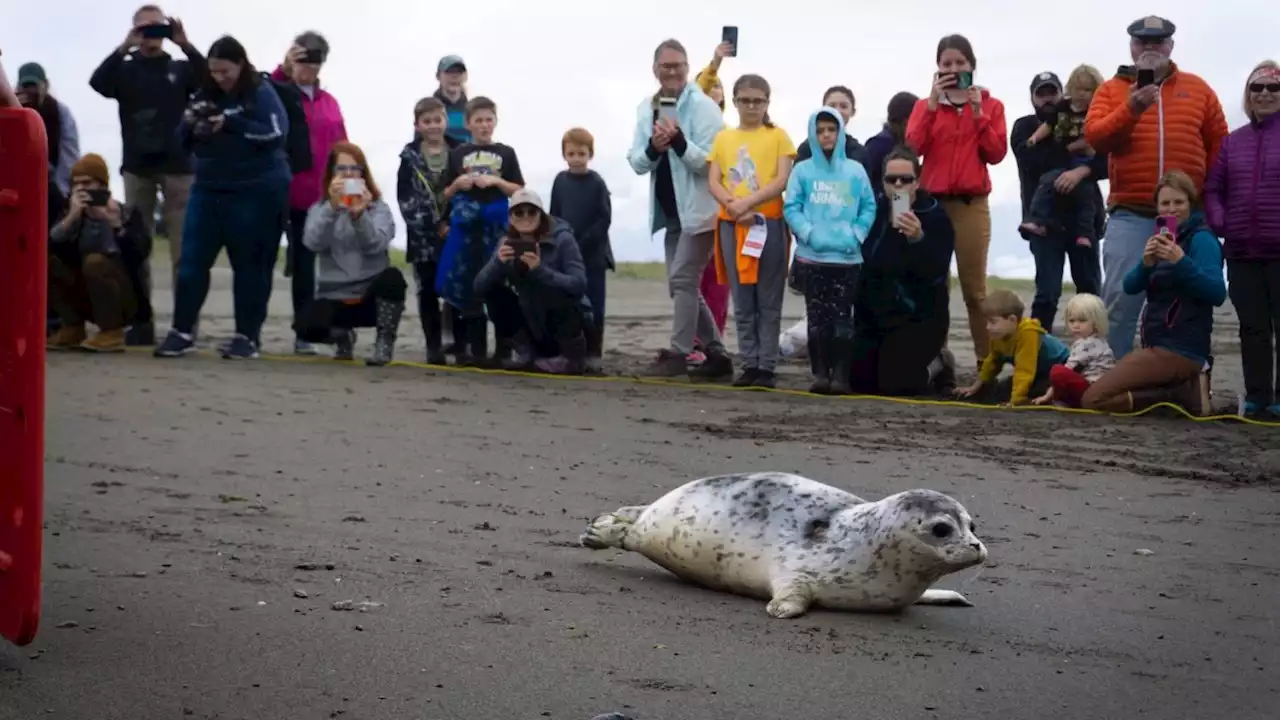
[[511, 206, 541, 219], [1249, 82, 1280, 93], [334, 163, 363, 173], [734, 97, 768, 107], [884, 174, 917, 185]]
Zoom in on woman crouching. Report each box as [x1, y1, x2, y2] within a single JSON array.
[[474, 189, 589, 374], [296, 142, 406, 365]]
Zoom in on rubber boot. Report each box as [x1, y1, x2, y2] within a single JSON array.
[[807, 328, 831, 394], [333, 329, 356, 361], [366, 299, 403, 366], [829, 335, 854, 396]]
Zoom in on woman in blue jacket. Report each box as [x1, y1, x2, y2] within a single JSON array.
[[155, 35, 292, 360], [850, 147, 958, 396], [784, 107, 877, 394]]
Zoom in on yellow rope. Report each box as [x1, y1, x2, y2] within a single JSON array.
[[122, 347, 1280, 428]]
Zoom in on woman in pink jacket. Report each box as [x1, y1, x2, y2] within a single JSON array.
[[271, 31, 348, 355]]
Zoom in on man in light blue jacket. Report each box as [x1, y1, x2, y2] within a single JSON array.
[[784, 107, 877, 394], [627, 39, 732, 380]]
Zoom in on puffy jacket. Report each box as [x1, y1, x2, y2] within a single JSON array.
[[1083, 63, 1228, 213], [784, 107, 878, 266], [905, 89, 1007, 196], [1203, 113, 1280, 262], [270, 67, 348, 210]]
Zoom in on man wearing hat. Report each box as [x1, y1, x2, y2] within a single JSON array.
[[46, 153, 152, 353], [1011, 70, 1105, 332], [1084, 15, 1229, 359], [434, 54, 471, 146], [14, 61, 80, 200]]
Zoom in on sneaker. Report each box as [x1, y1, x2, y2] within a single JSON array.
[[334, 330, 356, 361], [686, 350, 707, 365], [47, 324, 87, 351], [125, 321, 155, 347], [1266, 404, 1280, 420], [643, 349, 687, 377], [220, 334, 260, 360], [426, 350, 448, 365], [81, 328, 126, 353], [294, 339, 319, 356], [751, 370, 777, 389], [585, 356, 604, 375], [689, 346, 734, 383], [732, 368, 759, 387], [534, 355, 583, 375], [1240, 400, 1259, 418], [154, 329, 197, 358]]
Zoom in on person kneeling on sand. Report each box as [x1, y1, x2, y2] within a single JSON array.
[[47, 153, 152, 353], [955, 288, 1070, 406], [474, 189, 590, 375], [295, 142, 406, 366]]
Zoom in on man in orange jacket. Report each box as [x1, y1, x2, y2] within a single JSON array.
[[1083, 15, 1228, 358]]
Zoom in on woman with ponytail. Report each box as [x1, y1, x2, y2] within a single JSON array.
[[864, 91, 919, 189]]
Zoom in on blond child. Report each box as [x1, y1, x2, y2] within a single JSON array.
[[956, 289, 1071, 405], [1033, 293, 1116, 407]]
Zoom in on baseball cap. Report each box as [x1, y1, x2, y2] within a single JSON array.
[[1030, 71, 1063, 94], [437, 55, 466, 74], [1127, 15, 1176, 41], [17, 62, 46, 85], [509, 188, 546, 213]]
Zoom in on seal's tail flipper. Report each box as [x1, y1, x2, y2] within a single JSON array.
[[579, 507, 645, 550], [915, 589, 974, 607]]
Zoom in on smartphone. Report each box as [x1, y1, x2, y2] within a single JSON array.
[[140, 23, 172, 40], [657, 97, 678, 125], [891, 191, 911, 219], [86, 189, 111, 207], [721, 26, 738, 57], [1137, 68, 1156, 88], [1155, 214, 1178, 241], [955, 71, 973, 90], [507, 239, 537, 257], [301, 48, 326, 65]]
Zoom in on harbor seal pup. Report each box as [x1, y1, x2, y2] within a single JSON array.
[[579, 472, 986, 618]]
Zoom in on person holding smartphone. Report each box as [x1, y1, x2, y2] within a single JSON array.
[[46, 154, 152, 353], [905, 34, 1007, 370], [473, 189, 589, 375], [1081, 171, 1226, 416], [1083, 16, 1228, 360]]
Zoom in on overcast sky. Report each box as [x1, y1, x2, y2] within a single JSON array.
[[6, 1, 1275, 278]]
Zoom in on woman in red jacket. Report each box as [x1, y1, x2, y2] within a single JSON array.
[[906, 34, 1008, 365]]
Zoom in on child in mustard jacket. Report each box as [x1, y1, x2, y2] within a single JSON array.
[[956, 289, 1070, 405]]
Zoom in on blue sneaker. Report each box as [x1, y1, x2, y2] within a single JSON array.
[[220, 334, 260, 360], [1267, 404, 1280, 419], [154, 330, 197, 358], [1241, 400, 1260, 418]]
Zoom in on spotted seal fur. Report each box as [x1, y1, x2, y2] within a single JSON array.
[[579, 472, 987, 618]]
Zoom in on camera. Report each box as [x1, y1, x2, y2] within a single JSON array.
[[188, 100, 222, 139]]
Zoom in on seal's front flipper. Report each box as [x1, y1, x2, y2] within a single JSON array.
[[579, 507, 645, 550], [915, 589, 974, 607]]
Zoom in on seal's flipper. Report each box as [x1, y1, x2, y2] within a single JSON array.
[[579, 507, 644, 550], [915, 589, 974, 607], [766, 580, 813, 619]]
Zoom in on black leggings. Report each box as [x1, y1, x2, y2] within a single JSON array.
[[485, 285, 584, 358], [1228, 259, 1280, 407], [850, 317, 948, 396], [294, 267, 406, 343]]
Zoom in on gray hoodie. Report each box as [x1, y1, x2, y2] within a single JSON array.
[[303, 199, 397, 300]]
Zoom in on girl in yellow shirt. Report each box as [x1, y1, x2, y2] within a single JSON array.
[[708, 74, 796, 388]]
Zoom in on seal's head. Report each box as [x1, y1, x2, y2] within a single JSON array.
[[884, 489, 987, 572]]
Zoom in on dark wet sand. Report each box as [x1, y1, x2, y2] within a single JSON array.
[[3, 339, 1277, 719]]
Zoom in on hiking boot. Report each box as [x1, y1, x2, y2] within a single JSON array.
[[366, 299, 403, 367], [644, 349, 687, 377], [334, 329, 356, 361], [732, 368, 758, 387], [294, 339, 319, 356], [81, 328, 126, 353], [47, 323, 87, 351], [125, 321, 155, 347], [829, 336, 854, 395], [751, 369, 777, 389], [689, 344, 734, 383], [154, 329, 197, 358], [220, 334, 260, 360]]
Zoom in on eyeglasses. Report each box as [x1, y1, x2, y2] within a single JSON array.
[[334, 164, 363, 173], [1249, 83, 1280, 93], [884, 174, 917, 185], [657, 62, 686, 72], [511, 206, 541, 219], [734, 97, 768, 107]]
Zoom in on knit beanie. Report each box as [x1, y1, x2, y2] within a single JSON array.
[[71, 153, 110, 187]]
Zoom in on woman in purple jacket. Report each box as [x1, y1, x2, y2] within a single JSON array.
[[1204, 60, 1280, 420], [271, 31, 349, 355]]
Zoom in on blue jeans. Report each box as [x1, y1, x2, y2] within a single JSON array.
[[1101, 209, 1156, 358], [173, 181, 289, 342], [1029, 233, 1102, 333]]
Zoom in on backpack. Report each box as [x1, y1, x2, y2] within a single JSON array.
[[261, 73, 312, 175]]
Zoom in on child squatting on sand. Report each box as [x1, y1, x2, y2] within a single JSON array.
[[956, 289, 1070, 406], [1033, 293, 1116, 408]]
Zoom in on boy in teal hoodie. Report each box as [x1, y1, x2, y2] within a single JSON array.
[[784, 107, 878, 394]]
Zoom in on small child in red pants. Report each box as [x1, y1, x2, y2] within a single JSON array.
[[1033, 293, 1115, 407]]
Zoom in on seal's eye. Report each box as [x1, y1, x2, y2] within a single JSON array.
[[931, 523, 953, 539]]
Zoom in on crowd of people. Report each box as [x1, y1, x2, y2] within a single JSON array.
[[5, 9, 1280, 421]]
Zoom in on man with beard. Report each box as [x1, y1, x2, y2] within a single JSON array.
[[1010, 70, 1105, 333]]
